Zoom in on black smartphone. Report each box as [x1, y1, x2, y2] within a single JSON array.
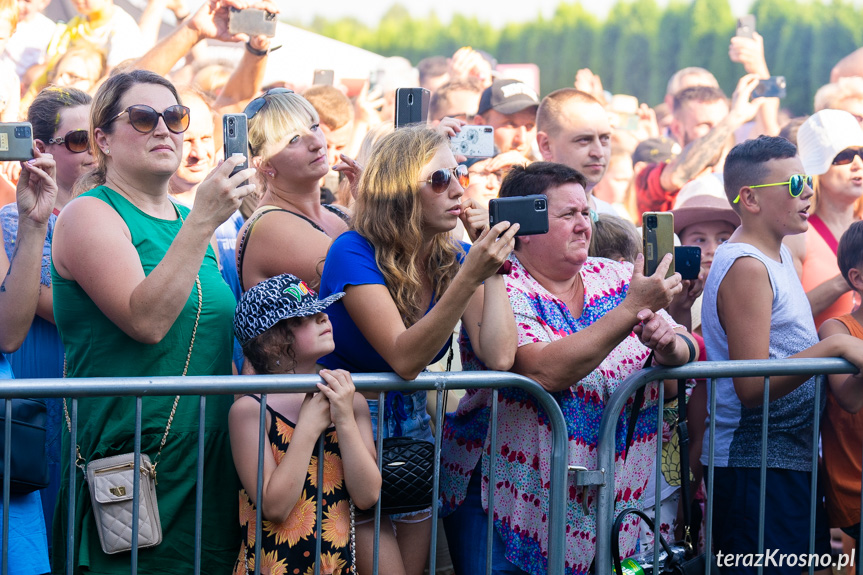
[[0, 122, 34, 162], [488, 195, 549, 237], [313, 69, 335, 86], [752, 76, 787, 99], [222, 113, 249, 183], [642, 212, 675, 278], [228, 7, 277, 38], [674, 246, 701, 280], [736, 15, 756, 38], [394, 88, 430, 128]]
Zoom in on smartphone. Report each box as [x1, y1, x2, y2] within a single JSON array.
[[313, 69, 335, 86], [228, 8, 277, 38], [450, 126, 494, 158], [642, 212, 675, 278], [222, 113, 249, 183], [752, 76, 787, 99], [674, 246, 701, 280], [488, 195, 549, 237], [0, 122, 34, 162], [736, 15, 756, 38], [394, 88, 430, 128]]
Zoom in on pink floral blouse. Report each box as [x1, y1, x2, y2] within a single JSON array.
[[441, 254, 675, 575]]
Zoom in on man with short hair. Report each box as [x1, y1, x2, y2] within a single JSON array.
[[664, 66, 720, 110], [429, 79, 483, 122], [635, 75, 764, 214], [417, 55, 449, 92], [473, 78, 539, 160], [535, 88, 616, 214]]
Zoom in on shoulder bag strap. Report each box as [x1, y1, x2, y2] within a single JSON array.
[[808, 214, 839, 256], [612, 507, 677, 575]]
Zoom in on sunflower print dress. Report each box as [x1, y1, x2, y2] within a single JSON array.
[[235, 396, 354, 575]]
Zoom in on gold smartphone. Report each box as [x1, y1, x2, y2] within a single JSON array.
[[642, 212, 675, 278]]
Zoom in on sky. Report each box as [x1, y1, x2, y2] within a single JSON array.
[[280, 0, 756, 28]]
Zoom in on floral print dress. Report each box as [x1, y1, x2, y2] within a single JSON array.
[[235, 397, 353, 575], [441, 254, 677, 575]]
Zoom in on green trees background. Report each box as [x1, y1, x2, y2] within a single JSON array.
[[299, 0, 863, 116]]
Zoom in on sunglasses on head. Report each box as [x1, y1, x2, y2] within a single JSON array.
[[734, 173, 812, 203], [48, 129, 89, 153], [243, 88, 295, 121], [419, 165, 469, 193], [102, 104, 190, 134], [832, 147, 863, 166]]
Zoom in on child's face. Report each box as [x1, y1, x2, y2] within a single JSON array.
[[679, 220, 735, 271], [291, 313, 335, 364], [752, 156, 813, 237]]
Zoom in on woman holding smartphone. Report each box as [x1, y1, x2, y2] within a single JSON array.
[[51, 69, 256, 573], [317, 125, 519, 575], [236, 89, 352, 292]]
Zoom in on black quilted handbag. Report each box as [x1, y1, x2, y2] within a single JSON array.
[[0, 398, 49, 494], [379, 437, 434, 514]]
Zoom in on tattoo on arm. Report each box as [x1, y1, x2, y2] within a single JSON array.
[[0, 244, 17, 293], [666, 120, 737, 189]]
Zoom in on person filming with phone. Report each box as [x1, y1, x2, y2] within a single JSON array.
[[440, 161, 698, 575]]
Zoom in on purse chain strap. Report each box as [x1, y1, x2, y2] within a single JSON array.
[[62, 206, 203, 485]]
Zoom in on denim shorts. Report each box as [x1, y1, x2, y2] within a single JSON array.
[[367, 390, 433, 442]]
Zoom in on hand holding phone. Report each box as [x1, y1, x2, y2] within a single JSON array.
[[222, 113, 249, 183], [228, 8, 277, 38], [0, 123, 34, 162], [642, 212, 675, 278], [489, 195, 548, 237]]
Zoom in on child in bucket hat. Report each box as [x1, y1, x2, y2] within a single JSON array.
[[229, 274, 380, 575]]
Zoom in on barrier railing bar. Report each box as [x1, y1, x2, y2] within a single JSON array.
[[595, 358, 858, 575], [808, 378, 822, 575], [131, 396, 142, 574], [429, 387, 444, 575], [652, 382, 665, 574], [66, 398, 78, 575], [194, 396, 206, 575], [486, 388, 499, 575], [314, 434, 324, 575], [4, 371, 566, 575], [373, 390, 384, 575], [705, 378, 716, 575], [757, 377, 769, 575], [254, 393, 266, 575], [2, 399, 11, 575]]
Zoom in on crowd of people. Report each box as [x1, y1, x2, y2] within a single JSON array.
[[5, 0, 863, 573]]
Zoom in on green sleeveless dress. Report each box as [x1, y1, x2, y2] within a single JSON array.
[[51, 186, 240, 574]]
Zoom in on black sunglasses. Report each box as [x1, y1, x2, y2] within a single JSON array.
[[418, 165, 470, 193], [243, 88, 295, 121], [102, 104, 190, 134], [833, 147, 863, 166], [48, 129, 89, 153]]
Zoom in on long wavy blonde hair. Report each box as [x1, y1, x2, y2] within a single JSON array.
[[353, 126, 463, 327]]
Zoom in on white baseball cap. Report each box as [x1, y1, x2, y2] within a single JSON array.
[[798, 109, 863, 176]]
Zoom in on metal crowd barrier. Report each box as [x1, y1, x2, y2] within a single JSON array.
[[0, 371, 570, 575], [591, 357, 860, 575]]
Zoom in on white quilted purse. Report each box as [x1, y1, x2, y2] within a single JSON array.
[[86, 453, 162, 554]]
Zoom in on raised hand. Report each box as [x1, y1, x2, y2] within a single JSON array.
[[190, 154, 256, 230], [16, 146, 57, 227], [460, 220, 519, 285], [331, 154, 363, 200], [623, 253, 683, 316], [458, 197, 488, 243]]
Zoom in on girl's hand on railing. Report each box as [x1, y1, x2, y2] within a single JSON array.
[[317, 369, 357, 427], [296, 391, 331, 437]]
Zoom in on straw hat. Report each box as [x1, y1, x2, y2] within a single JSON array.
[[798, 109, 863, 176], [671, 174, 740, 235]]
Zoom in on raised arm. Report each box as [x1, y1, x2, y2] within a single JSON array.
[[52, 157, 254, 343], [229, 393, 331, 523], [660, 75, 764, 192], [512, 253, 688, 393], [341, 222, 518, 380], [134, 0, 251, 77], [0, 152, 58, 352]]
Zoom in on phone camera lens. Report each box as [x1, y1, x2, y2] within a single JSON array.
[[535, 199, 546, 210], [14, 126, 30, 138], [407, 94, 414, 105], [647, 215, 657, 228]]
